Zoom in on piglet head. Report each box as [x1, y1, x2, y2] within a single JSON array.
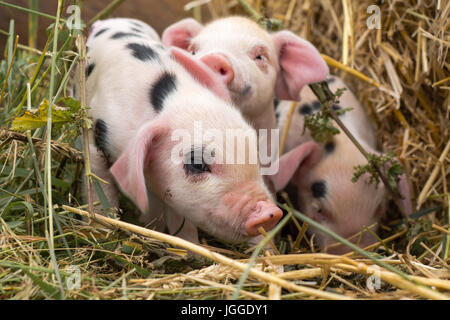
[[162, 124, 283, 243], [163, 17, 328, 117], [270, 140, 411, 254], [110, 108, 282, 243]]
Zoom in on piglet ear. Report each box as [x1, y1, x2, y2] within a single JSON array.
[[269, 141, 322, 191], [272, 30, 329, 100], [170, 47, 232, 103], [110, 123, 168, 214], [162, 18, 203, 50]]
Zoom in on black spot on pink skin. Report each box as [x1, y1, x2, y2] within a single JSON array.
[[111, 32, 140, 39], [332, 104, 342, 111], [299, 103, 313, 115], [312, 101, 321, 110], [273, 97, 280, 110], [311, 181, 327, 198], [150, 72, 177, 112], [131, 27, 143, 33], [94, 119, 110, 162], [94, 28, 108, 38], [86, 63, 95, 77], [127, 43, 159, 62], [324, 141, 335, 154], [275, 111, 280, 120]]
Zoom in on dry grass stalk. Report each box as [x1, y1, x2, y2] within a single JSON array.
[[62, 205, 351, 300]]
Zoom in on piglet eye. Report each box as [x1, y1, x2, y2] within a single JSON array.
[[184, 150, 211, 175], [255, 55, 263, 60]]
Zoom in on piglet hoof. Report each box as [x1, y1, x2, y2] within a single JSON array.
[[245, 201, 283, 237]]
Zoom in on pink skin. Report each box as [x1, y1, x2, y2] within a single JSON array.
[[272, 77, 412, 254], [85, 18, 282, 244]]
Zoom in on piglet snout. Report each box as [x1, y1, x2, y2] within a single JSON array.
[[245, 201, 283, 236], [200, 54, 234, 85]]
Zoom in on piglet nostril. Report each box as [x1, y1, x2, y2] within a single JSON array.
[[200, 54, 234, 85], [244, 202, 283, 236]]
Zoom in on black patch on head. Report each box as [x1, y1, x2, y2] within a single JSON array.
[[311, 180, 327, 198], [324, 141, 335, 154], [332, 104, 342, 111], [273, 97, 280, 110], [299, 103, 313, 115], [127, 42, 159, 62], [94, 119, 110, 162], [150, 72, 177, 112], [111, 32, 140, 39], [94, 28, 108, 38], [86, 63, 95, 77], [312, 101, 321, 110], [326, 77, 335, 84]]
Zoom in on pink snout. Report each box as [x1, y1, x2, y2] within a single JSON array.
[[200, 54, 235, 85], [245, 201, 283, 236]]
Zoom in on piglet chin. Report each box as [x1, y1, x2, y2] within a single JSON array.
[[244, 201, 283, 236]]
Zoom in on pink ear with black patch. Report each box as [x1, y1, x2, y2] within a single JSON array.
[[110, 123, 168, 214], [170, 47, 232, 103], [162, 18, 203, 50], [272, 30, 329, 100], [269, 141, 322, 191]]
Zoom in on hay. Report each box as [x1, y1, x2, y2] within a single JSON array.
[[0, 0, 449, 300]]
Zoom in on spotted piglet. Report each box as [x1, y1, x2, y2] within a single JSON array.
[[77, 18, 282, 244], [273, 76, 412, 253], [162, 16, 329, 157]]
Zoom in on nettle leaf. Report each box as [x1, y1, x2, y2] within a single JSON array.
[[11, 99, 73, 131], [58, 97, 81, 113]]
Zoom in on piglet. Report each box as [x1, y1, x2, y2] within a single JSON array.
[[162, 16, 329, 162], [272, 76, 412, 253], [76, 18, 282, 244]]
